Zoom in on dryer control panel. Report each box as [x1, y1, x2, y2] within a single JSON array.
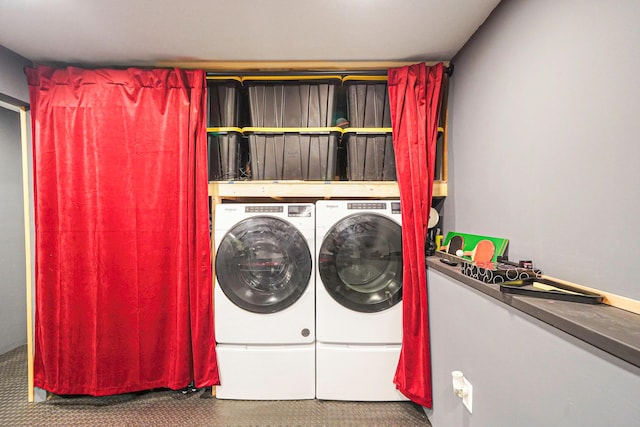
[[347, 202, 386, 210], [242, 205, 312, 217], [245, 205, 284, 213], [345, 201, 402, 215]]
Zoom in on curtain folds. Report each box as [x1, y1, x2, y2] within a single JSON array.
[[26, 66, 219, 396], [388, 62, 444, 408]]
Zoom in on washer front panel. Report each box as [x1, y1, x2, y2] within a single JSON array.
[[216, 216, 312, 314], [318, 212, 402, 313]]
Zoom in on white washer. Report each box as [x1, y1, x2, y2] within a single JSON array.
[[315, 200, 407, 401], [214, 203, 315, 400]]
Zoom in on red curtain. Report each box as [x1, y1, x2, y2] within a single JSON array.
[[388, 62, 444, 408], [26, 66, 219, 396]]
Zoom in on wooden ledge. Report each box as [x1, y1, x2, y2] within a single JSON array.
[[208, 180, 448, 199], [427, 257, 640, 368]]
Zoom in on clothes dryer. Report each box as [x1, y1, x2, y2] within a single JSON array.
[[214, 203, 315, 400], [315, 200, 406, 401]]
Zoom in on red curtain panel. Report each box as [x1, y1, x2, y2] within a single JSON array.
[[388, 62, 444, 408], [26, 66, 219, 396]]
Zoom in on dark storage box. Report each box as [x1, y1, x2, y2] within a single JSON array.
[[343, 77, 391, 128], [461, 261, 542, 285], [207, 130, 245, 180], [343, 132, 396, 181], [245, 77, 340, 127], [248, 131, 339, 180], [207, 77, 242, 127]]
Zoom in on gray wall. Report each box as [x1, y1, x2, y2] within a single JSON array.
[[427, 269, 640, 427], [445, 0, 640, 300], [429, 0, 640, 424], [0, 45, 30, 355], [0, 107, 27, 355], [0, 45, 30, 103]]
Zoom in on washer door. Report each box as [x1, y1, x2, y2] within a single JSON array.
[[216, 216, 312, 314], [318, 213, 402, 313]]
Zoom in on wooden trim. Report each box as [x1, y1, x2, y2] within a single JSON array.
[[433, 181, 447, 197], [441, 76, 450, 183], [209, 181, 399, 199], [0, 94, 29, 111], [208, 180, 447, 199], [540, 275, 640, 315], [156, 60, 449, 72], [20, 107, 35, 402]]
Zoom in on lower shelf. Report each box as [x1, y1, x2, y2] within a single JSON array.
[[208, 180, 447, 199]]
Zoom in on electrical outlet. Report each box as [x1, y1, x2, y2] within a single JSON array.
[[462, 377, 473, 413]]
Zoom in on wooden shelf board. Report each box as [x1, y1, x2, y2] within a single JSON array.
[[208, 180, 447, 199]]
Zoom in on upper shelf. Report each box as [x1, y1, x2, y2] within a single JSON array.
[[208, 180, 448, 199]]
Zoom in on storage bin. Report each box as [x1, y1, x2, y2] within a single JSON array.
[[244, 76, 341, 127], [247, 129, 340, 180], [207, 77, 242, 127], [343, 76, 391, 128], [343, 131, 396, 181], [207, 129, 246, 180]]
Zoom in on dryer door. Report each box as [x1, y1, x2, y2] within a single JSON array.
[[318, 213, 402, 313], [216, 216, 312, 314]]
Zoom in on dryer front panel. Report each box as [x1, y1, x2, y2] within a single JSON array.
[[318, 212, 402, 313], [216, 216, 312, 314]]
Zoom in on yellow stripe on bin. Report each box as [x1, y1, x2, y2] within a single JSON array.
[[241, 75, 342, 82], [205, 76, 242, 82], [340, 127, 443, 134], [342, 127, 392, 134], [342, 75, 388, 82], [242, 127, 344, 134], [234, 127, 442, 134], [207, 127, 243, 134]]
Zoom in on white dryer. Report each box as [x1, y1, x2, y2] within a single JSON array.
[[214, 203, 315, 400], [315, 200, 407, 401]]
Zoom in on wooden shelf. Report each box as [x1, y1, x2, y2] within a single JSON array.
[[208, 180, 448, 199]]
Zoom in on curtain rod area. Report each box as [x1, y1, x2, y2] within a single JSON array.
[[158, 60, 453, 76], [204, 64, 454, 77]]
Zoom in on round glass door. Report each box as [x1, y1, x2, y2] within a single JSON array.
[[318, 213, 402, 313], [216, 216, 312, 314]]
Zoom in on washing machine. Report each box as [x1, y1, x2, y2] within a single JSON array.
[[315, 200, 407, 401], [214, 203, 315, 400]]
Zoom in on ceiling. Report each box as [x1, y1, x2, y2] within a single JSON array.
[[0, 0, 501, 68]]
